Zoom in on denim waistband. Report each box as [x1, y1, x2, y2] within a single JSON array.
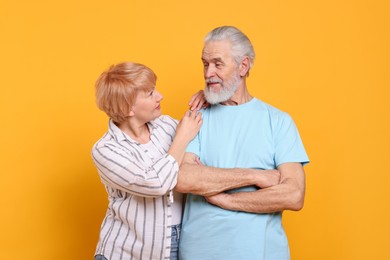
[[171, 224, 181, 238]]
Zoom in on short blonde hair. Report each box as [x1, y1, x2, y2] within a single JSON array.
[[95, 62, 156, 123]]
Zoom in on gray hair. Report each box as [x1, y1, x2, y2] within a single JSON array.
[[204, 26, 255, 75]]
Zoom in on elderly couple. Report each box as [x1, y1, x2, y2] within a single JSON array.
[[92, 26, 309, 260]]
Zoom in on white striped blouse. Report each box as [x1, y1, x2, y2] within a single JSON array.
[[92, 116, 181, 260]]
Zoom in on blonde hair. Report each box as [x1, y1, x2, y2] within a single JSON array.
[[95, 62, 156, 123]]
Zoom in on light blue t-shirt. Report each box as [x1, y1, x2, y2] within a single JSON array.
[[179, 98, 309, 260]]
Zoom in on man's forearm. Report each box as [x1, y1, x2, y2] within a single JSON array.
[[176, 162, 279, 196], [205, 179, 304, 213], [205, 162, 306, 213]]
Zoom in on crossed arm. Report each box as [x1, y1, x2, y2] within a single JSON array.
[[176, 153, 306, 213], [175, 153, 280, 196]]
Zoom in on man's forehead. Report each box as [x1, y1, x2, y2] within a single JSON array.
[[201, 56, 224, 63], [202, 40, 232, 61]]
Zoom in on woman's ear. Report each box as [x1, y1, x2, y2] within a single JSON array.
[[128, 106, 136, 117]]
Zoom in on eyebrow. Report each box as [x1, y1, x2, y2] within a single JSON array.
[[202, 57, 225, 63]]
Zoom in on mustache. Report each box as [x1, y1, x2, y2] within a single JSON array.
[[206, 78, 223, 84]]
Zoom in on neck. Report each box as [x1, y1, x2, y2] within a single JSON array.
[[117, 118, 150, 144], [220, 80, 253, 106]]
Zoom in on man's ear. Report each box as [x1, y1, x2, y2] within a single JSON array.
[[239, 56, 250, 77]]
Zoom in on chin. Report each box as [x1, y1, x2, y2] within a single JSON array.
[[155, 111, 162, 118]]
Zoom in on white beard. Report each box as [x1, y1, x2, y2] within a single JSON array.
[[204, 73, 241, 104]]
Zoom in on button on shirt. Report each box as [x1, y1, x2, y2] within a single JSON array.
[[92, 116, 181, 260]]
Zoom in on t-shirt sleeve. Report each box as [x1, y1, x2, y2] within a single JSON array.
[[274, 112, 309, 167]]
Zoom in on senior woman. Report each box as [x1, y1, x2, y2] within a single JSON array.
[[92, 62, 203, 260]]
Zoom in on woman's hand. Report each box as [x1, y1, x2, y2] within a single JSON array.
[[168, 110, 202, 164], [175, 110, 203, 143], [188, 90, 209, 111]]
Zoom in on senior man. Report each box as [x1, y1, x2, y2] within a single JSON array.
[[176, 26, 309, 260]]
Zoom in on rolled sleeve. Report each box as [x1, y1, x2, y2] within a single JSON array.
[[92, 144, 179, 198]]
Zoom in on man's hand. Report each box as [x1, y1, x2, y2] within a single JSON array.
[[205, 163, 306, 213], [206, 169, 280, 209], [256, 169, 281, 188], [205, 193, 229, 208]]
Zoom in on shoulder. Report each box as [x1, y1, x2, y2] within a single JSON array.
[[149, 115, 178, 136], [92, 132, 112, 150], [252, 99, 294, 132], [255, 99, 291, 119], [152, 115, 178, 126], [91, 131, 123, 159], [160, 115, 178, 124]]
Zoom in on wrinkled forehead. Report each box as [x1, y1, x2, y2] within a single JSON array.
[[202, 40, 234, 62]]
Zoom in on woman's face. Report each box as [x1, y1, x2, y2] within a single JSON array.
[[131, 87, 163, 123]]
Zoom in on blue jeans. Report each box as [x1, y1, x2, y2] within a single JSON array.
[[94, 255, 107, 260], [170, 224, 181, 260]]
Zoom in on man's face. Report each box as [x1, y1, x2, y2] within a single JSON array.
[[202, 40, 241, 104]]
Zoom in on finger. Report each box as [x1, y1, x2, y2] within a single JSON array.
[[191, 96, 203, 110], [190, 100, 199, 111], [195, 111, 202, 120], [191, 96, 201, 110], [195, 156, 204, 165], [196, 114, 203, 125], [188, 93, 198, 106], [185, 110, 191, 117], [193, 110, 202, 121], [195, 157, 201, 165], [196, 97, 205, 110], [188, 90, 202, 107], [188, 109, 197, 119]]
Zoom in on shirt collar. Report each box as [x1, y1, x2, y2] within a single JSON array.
[[108, 119, 157, 143], [108, 119, 129, 143]]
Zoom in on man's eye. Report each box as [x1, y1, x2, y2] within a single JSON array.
[[216, 63, 222, 67]]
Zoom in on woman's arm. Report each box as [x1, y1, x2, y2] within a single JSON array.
[[167, 110, 202, 165], [92, 143, 180, 197], [92, 111, 202, 198]]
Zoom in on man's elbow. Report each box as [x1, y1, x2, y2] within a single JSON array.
[[175, 179, 189, 193], [175, 170, 193, 193], [176, 174, 208, 195], [176, 163, 197, 194], [176, 162, 211, 195], [287, 189, 305, 211], [290, 199, 304, 211]]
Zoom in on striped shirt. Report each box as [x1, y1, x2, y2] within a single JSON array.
[[92, 116, 182, 260]]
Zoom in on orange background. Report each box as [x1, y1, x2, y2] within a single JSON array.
[[1, 0, 389, 259]]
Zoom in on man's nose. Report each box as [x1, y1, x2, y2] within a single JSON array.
[[205, 65, 216, 78]]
